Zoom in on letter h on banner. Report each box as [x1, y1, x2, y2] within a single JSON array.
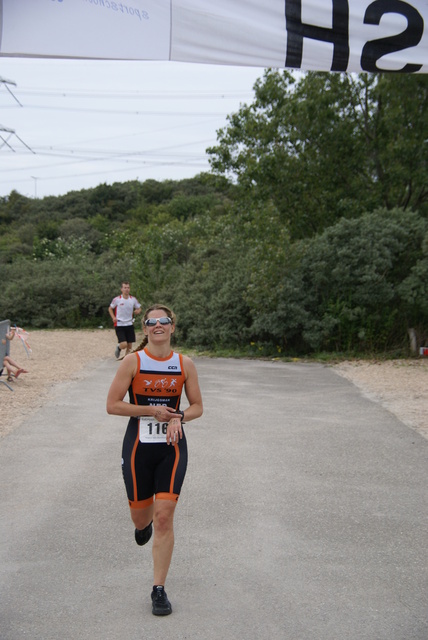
[[285, 0, 350, 71]]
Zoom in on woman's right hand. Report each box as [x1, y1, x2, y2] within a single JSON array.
[[153, 406, 180, 423]]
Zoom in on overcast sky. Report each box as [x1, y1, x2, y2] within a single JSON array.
[[0, 57, 264, 199]]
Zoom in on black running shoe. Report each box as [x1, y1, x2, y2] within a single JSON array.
[[134, 521, 153, 546], [151, 586, 172, 616]]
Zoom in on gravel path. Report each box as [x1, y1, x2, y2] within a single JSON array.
[[1, 329, 427, 440]]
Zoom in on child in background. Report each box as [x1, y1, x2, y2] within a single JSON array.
[[2, 327, 29, 382]]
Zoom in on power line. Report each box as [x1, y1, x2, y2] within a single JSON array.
[[0, 65, 257, 196], [0, 134, 214, 186], [0, 155, 210, 188], [7, 104, 238, 117], [12, 87, 253, 101]]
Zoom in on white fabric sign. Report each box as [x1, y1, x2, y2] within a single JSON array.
[[0, 1, 427, 73]]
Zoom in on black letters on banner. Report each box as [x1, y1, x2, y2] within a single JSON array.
[[361, 0, 423, 73], [285, 0, 424, 73], [285, 0, 350, 71]]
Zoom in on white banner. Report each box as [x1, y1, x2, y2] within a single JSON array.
[[0, 0, 427, 73]]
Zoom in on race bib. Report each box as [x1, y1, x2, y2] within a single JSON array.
[[139, 418, 168, 443]]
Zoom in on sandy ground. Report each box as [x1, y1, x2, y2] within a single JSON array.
[[333, 359, 428, 440], [1, 329, 427, 440], [0, 329, 129, 439]]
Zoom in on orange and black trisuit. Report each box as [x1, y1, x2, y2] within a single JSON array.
[[121, 347, 188, 509]]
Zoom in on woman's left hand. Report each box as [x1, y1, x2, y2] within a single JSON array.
[[166, 416, 183, 445]]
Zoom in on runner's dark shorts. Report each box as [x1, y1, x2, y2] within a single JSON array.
[[115, 325, 136, 344], [122, 418, 188, 508]]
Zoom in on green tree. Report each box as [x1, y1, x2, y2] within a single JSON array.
[[291, 209, 426, 352], [208, 71, 428, 239], [398, 231, 428, 347], [166, 212, 253, 349]]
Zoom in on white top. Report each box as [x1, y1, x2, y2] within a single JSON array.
[[110, 295, 141, 326]]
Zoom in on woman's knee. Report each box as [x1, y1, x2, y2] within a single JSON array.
[[130, 505, 153, 530], [153, 502, 176, 533]]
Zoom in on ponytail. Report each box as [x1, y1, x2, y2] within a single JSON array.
[[133, 335, 148, 352]]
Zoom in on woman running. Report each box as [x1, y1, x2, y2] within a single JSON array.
[[106, 303, 203, 616]]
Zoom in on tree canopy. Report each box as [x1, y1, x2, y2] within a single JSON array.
[[1, 72, 427, 356], [208, 71, 428, 239]]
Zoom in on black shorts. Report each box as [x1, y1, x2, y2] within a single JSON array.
[[121, 418, 188, 508], [115, 325, 136, 344]]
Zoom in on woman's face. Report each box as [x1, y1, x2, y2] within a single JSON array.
[[143, 309, 175, 342]]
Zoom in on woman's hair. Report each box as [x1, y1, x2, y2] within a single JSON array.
[[133, 303, 176, 351]]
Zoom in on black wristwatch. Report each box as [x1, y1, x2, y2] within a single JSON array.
[[175, 410, 185, 422]]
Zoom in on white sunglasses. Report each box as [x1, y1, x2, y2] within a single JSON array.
[[144, 316, 172, 327]]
